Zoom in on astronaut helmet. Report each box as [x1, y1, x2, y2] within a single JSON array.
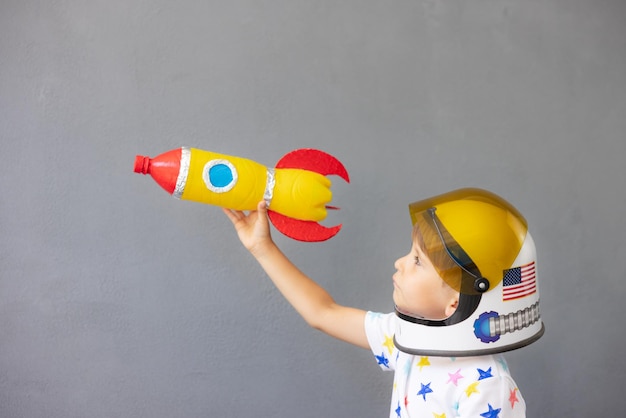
[[393, 188, 545, 357]]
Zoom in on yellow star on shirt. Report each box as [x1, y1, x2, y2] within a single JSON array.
[[433, 413, 446, 418], [417, 356, 430, 371], [465, 381, 480, 398], [383, 334, 395, 354]]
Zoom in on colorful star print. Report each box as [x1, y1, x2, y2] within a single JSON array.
[[368, 312, 383, 320], [383, 335, 395, 354], [477, 367, 493, 380], [496, 356, 509, 372], [509, 388, 520, 408], [480, 403, 501, 418], [403, 359, 412, 375], [417, 382, 434, 401], [364, 312, 526, 417], [417, 356, 430, 371], [375, 352, 390, 368], [465, 381, 480, 398], [446, 368, 463, 386]]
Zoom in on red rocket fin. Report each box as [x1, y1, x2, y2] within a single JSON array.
[[275, 149, 350, 183], [267, 210, 342, 242], [272, 149, 348, 241]]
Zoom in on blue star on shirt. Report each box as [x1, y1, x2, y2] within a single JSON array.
[[395, 402, 401, 417], [452, 401, 460, 413], [480, 403, 501, 418], [368, 312, 384, 320], [477, 367, 493, 380], [417, 382, 433, 401], [375, 352, 390, 368]]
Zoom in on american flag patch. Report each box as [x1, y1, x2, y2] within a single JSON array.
[[502, 261, 537, 301]]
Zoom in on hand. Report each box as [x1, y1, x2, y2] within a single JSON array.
[[222, 201, 274, 257]]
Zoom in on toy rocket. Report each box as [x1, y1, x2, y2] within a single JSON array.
[[133, 147, 349, 242]]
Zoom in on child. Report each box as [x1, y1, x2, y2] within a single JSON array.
[[223, 188, 544, 417]]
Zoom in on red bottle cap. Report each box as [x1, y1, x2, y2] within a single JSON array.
[[133, 148, 182, 195], [134, 155, 151, 174]]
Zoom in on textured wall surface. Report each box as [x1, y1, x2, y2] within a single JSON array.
[[1, 0, 625, 416]]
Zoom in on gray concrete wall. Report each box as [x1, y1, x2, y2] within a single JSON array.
[[2, 0, 624, 416]]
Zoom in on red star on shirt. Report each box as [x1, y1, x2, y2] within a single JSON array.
[[509, 388, 520, 408]]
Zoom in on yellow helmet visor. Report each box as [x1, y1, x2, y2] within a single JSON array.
[[409, 188, 528, 294]]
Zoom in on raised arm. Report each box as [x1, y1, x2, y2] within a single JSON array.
[[222, 201, 369, 349]]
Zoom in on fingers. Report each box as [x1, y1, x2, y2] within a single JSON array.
[[222, 203, 272, 250], [222, 202, 266, 225], [221, 207, 243, 224]]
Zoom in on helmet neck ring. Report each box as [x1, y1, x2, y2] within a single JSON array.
[[395, 291, 483, 327]]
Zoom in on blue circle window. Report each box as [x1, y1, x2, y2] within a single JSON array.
[[203, 159, 238, 193]]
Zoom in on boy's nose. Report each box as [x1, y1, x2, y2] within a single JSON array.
[[394, 257, 402, 271]]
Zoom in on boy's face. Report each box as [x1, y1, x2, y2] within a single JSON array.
[[393, 242, 459, 320]]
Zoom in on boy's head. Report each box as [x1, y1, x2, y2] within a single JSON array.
[[412, 218, 463, 295], [392, 223, 460, 322], [393, 188, 545, 357]]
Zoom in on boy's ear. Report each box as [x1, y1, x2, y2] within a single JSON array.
[[445, 297, 459, 317]]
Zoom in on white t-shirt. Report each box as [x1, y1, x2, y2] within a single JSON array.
[[364, 312, 526, 417]]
